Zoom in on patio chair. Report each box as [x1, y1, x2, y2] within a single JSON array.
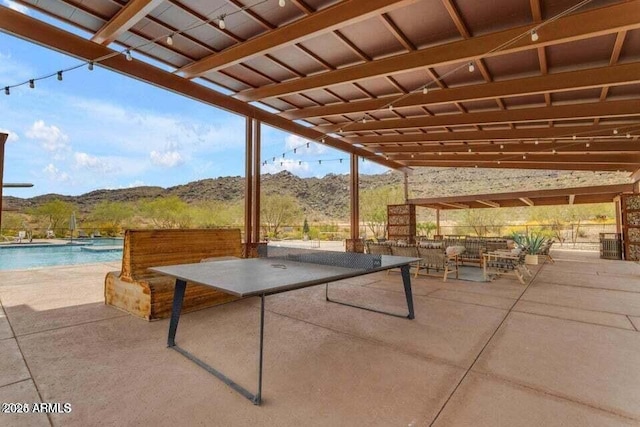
[[390, 244, 420, 275], [46, 230, 55, 239], [77, 230, 89, 238], [483, 249, 529, 284], [365, 241, 392, 256], [93, 230, 102, 238], [416, 244, 459, 281]]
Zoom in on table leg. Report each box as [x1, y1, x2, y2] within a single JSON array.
[[168, 279, 187, 347], [254, 294, 265, 405], [325, 264, 416, 319], [400, 265, 415, 320]]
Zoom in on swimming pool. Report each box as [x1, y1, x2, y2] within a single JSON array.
[[0, 238, 123, 270]]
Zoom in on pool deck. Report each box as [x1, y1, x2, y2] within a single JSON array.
[[0, 250, 639, 426]]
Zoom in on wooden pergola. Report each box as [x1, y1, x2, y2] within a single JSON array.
[[1, 0, 640, 248]]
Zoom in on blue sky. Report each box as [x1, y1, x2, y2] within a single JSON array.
[[0, 1, 386, 198]]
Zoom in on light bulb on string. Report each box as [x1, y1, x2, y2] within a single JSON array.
[[468, 62, 475, 72], [613, 129, 619, 135], [4, 87, 9, 96], [57, 71, 63, 81], [586, 142, 590, 148], [88, 62, 94, 71], [279, 0, 286, 7], [29, 80, 34, 89], [218, 16, 226, 30], [627, 133, 632, 139], [167, 34, 174, 46], [125, 50, 133, 61], [422, 87, 428, 95], [530, 29, 539, 42]]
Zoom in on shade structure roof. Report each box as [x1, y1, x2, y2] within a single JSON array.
[[408, 182, 635, 209], [2, 0, 640, 174]]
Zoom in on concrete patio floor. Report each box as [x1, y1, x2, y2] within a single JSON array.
[[0, 250, 639, 426]]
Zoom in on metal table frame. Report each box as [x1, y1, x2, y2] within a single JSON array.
[[165, 262, 415, 406]]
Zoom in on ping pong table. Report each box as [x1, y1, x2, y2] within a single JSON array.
[[150, 246, 420, 405]]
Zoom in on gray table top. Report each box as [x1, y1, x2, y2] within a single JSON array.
[[149, 255, 419, 297]]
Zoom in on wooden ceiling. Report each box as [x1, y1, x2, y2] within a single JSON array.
[[408, 183, 636, 209], [2, 0, 640, 174]]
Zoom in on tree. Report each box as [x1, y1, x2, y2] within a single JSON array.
[[88, 201, 134, 235], [302, 218, 310, 237], [261, 194, 302, 238], [416, 221, 437, 238], [461, 208, 507, 237], [29, 199, 75, 231], [360, 186, 404, 239], [139, 196, 192, 228], [190, 200, 243, 227]]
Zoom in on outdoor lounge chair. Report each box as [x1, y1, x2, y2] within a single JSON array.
[[483, 249, 529, 284], [390, 244, 421, 275], [93, 230, 102, 238], [15, 230, 26, 243], [46, 230, 55, 238], [77, 230, 89, 238], [416, 244, 459, 281], [538, 240, 555, 263]]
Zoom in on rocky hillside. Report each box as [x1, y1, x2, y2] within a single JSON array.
[[3, 168, 631, 220]]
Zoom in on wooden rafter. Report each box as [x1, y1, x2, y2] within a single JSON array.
[[236, 1, 640, 101], [91, 0, 164, 45], [177, 0, 418, 78], [279, 63, 640, 120], [314, 99, 640, 133]]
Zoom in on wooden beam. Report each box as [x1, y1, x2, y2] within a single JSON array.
[[396, 153, 640, 164], [404, 161, 636, 172], [92, 0, 164, 45], [0, 133, 5, 231], [178, 0, 418, 78], [0, 6, 406, 172], [347, 125, 626, 144], [237, 1, 640, 101], [629, 167, 640, 182], [279, 63, 640, 120], [440, 202, 469, 209], [476, 200, 501, 208], [569, 194, 575, 205], [314, 100, 640, 133], [409, 184, 634, 206], [381, 140, 640, 154]]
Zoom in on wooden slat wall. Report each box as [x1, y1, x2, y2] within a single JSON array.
[[105, 228, 243, 320]]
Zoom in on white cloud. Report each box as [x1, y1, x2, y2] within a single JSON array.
[[74, 152, 119, 174], [150, 150, 184, 167], [262, 159, 310, 175], [2, 1, 29, 14], [128, 180, 145, 188], [42, 163, 70, 182], [0, 128, 19, 142], [26, 120, 69, 152]]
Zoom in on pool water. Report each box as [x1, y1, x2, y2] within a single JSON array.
[[0, 238, 123, 270]]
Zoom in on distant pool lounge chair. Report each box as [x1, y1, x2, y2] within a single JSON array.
[[15, 230, 26, 243], [77, 230, 89, 238], [93, 230, 102, 238], [46, 230, 55, 239]]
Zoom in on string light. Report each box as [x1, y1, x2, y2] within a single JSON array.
[[572, 135, 576, 140], [125, 50, 133, 61], [218, 15, 226, 30], [613, 129, 619, 135], [627, 133, 632, 139], [530, 29, 539, 42], [522, 154, 527, 159], [534, 140, 538, 145], [88, 62, 94, 71], [279, 0, 286, 6], [468, 148, 472, 152], [552, 149, 557, 154], [388, 105, 393, 111], [468, 62, 475, 72], [29, 79, 34, 89], [586, 142, 590, 148], [4, 87, 8, 95], [422, 87, 428, 95], [57, 71, 63, 81], [166, 34, 174, 46], [500, 144, 504, 149]]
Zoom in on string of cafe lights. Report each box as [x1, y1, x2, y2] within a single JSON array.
[[262, 0, 635, 170], [5, 0, 635, 170], [2, 0, 280, 94]]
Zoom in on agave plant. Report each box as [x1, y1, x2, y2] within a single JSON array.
[[509, 232, 549, 254]]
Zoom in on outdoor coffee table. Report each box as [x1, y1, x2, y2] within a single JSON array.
[[150, 246, 419, 405]]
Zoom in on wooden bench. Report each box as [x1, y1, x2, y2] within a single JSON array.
[[104, 228, 242, 321]]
